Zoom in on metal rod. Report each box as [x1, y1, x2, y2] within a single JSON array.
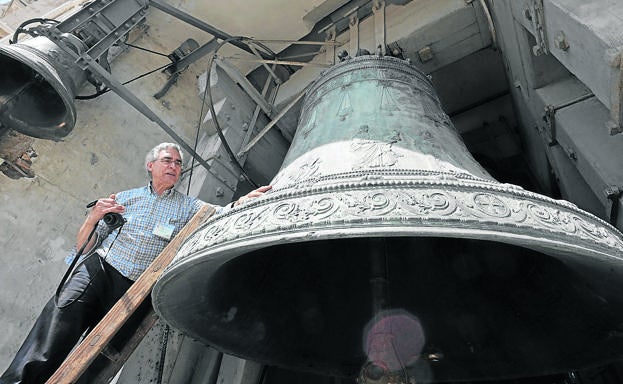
[[215, 57, 274, 116], [249, 44, 281, 84], [248, 39, 341, 46], [221, 56, 331, 68], [277, 51, 325, 61], [238, 88, 306, 156], [238, 66, 278, 162]]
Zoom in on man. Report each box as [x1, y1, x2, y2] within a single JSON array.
[[0, 142, 271, 383]]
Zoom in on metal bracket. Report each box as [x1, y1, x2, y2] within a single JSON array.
[[541, 93, 595, 146], [325, 25, 337, 65], [606, 52, 623, 135], [542, 104, 557, 145], [605, 186, 623, 226], [372, 0, 386, 56], [53, 0, 149, 64], [348, 9, 360, 57], [529, 0, 549, 56], [154, 38, 200, 99]]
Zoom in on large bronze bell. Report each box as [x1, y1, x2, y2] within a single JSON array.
[[153, 55, 623, 382]]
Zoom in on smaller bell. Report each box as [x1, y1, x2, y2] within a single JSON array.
[[0, 36, 87, 140]]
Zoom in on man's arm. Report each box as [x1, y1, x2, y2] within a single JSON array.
[[76, 194, 125, 252]]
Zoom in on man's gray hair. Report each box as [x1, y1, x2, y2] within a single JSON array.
[[145, 142, 183, 175]]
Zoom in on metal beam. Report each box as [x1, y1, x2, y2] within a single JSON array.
[[148, 0, 261, 57]]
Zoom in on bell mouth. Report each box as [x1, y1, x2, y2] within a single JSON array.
[[154, 235, 623, 381], [0, 41, 77, 139]]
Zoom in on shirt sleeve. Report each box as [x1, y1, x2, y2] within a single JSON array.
[[64, 221, 110, 265], [194, 197, 229, 215]]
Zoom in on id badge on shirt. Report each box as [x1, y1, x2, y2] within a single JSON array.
[[153, 222, 175, 240]]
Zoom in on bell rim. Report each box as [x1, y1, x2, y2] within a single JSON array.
[[154, 178, 623, 301]]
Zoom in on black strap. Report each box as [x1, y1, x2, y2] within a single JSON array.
[[54, 226, 98, 306]]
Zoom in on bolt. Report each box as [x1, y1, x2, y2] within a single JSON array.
[[554, 31, 570, 51], [606, 119, 623, 135], [532, 44, 544, 56], [418, 46, 434, 62]]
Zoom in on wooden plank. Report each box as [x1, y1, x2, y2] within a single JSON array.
[[46, 204, 216, 384], [91, 309, 159, 383]]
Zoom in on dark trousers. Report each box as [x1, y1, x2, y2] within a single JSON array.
[[0, 254, 150, 384]]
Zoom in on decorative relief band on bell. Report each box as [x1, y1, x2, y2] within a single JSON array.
[[172, 182, 623, 269], [271, 168, 497, 191]]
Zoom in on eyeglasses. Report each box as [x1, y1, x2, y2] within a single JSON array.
[[157, 157, 183, 167]]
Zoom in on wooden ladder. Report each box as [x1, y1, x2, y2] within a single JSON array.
[[46, 204, 216, 383]]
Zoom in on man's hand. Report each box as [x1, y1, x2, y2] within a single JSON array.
[[233, 185, 272, 207], [77, 194, 125, 252], [88, 194, 126, 223]]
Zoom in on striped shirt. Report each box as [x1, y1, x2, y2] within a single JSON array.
[[69, 184, 221, 280]]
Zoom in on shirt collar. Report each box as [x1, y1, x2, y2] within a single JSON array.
[[148, 182, 174, 197]]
